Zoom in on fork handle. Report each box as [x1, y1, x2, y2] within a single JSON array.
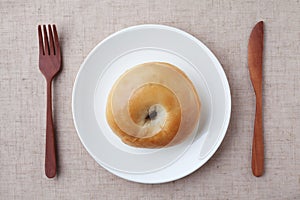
[[252, 94, 264, 177], [45, 79, 56, 178]]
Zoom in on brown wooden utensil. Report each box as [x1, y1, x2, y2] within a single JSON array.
[[38, 24, 61, 178], [248, 21, 264, 177]]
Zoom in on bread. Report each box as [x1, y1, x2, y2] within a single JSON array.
[[106, 62, 201, 148]]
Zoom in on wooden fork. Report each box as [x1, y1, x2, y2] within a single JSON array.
[[38, 24, 61, 178]]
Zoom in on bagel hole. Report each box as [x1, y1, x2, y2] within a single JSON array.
[[145, 110, 157, 121]]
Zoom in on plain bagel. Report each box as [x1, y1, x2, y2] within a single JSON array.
[[106, 62, 201, 148]]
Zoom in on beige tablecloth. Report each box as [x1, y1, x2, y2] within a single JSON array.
[[1, 0, 299, 199]]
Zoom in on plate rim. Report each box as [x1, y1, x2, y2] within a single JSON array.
[[72, 24, 231, 184]]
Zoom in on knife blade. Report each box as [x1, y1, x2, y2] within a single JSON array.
[[248, 21, 264, 177]]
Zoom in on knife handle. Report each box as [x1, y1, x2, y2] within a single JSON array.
[[252, 94, 264, 177]]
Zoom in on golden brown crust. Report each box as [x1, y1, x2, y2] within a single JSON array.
[[105, 62, 201, 148]]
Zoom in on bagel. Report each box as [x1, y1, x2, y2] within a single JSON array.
[[106, 62, 201, 148]]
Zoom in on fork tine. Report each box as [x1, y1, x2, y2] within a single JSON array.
[[48, 25, 55, 55], [43, 25, 50, 55], [52, 25, 60, 57], [38, 25, 44, 55]]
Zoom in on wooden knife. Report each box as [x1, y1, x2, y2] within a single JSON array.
[[248, 21, 264, 177]]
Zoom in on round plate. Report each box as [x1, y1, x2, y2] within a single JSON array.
[[72, 24, 231, 183]]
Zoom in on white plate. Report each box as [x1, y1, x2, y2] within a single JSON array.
[[72, 24, 231, 183]]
